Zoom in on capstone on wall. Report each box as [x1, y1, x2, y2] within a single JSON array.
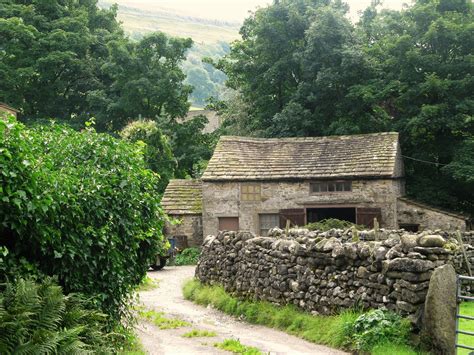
[[196, 228, 473, 323], [397, 199, 467, 232], [164, 214, 203, 247], [202, 179, 404, 237]]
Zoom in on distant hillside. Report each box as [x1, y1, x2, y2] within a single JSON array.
[[99, 0, 240, 44], [98, 0, 238, 108]]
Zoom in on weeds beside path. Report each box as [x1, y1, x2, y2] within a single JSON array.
[[136, 265, 346, 354]]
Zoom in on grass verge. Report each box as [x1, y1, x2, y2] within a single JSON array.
[[214, 339, 262, 355], [458, 302, 474, 355], [137, 275, 160, 291], [182, 329, 217, 338], [183, 279, 420, 354], [139, 308, 190, 329]]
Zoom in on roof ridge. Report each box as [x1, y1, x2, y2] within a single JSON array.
[[220, 132, 399, 143]]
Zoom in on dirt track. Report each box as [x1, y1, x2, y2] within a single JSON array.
[[136, 265, 347, 355]]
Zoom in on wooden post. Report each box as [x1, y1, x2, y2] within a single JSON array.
[[456, 231, 472, 277], [373, 217, 380, 241], [285, 219, 291, 236]]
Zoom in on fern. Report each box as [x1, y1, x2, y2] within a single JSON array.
[[0, 278, 112, 354]]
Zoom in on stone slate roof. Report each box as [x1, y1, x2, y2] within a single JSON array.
[[162, 179, 202, 215], [0, 102, 19, 113], [202, 133, 401, 181], [398, 197, 468, 221]]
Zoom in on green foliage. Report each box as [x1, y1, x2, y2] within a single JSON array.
[[184, 42, 229, 107], [158, 115, 218, 178], [0, 0, 192, 131], [214, 339, 262, 355], [0, 278, 112, 354], [137, 276, 160, 292], [305, 218, 365, 232], [182, 329, 217, 338], [175, 247, 201, 266], [139, 308, 190, 329], [344, 309, 412, 352], [457, 302, 474, 355], [1, 116, 166, 322], [121, 120, 176, 192], [214, 0, 474, 215], [183, 279, 420, 353]]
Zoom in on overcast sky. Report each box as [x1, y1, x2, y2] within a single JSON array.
[[121, 0, 410, 22]]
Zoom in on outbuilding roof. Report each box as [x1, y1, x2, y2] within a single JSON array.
[[0, 102, 19, 113], [161, 179, 202, 215], [202, 133, 401, 181]]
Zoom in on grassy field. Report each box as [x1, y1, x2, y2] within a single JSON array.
[[98, 0, 240, 44], [458, 302, 474, 354]]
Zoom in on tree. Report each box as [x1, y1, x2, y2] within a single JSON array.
[[120, 120, 176, 192], [0, 0, 192, 131], [358, 0, 474, 213], [158, 115, 218, 178], [92, 32, 193, 131], [213, 0, 474, 214]]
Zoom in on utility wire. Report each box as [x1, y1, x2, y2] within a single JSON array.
[[402, 155, 448, 166]]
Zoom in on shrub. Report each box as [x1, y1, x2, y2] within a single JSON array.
[[1, 116, 166, 322], [305, 218, 365, 231], [120, 120, 176, 192], [175, 247, 201, 265], [344, 309, 412, 351], [0, 278, 111, 353]]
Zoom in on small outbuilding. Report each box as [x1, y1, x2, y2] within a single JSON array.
[[0, 103, 19, 118], [161, 179, 203, 248]]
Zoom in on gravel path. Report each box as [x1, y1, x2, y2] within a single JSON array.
[[137, 265, 347, 355]]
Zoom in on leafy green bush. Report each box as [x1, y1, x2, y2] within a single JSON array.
[[120, 120, 176, 192], [344, 309, 412, 351], [1, 116, 166, 322], [0, 278, 111, 353], [305, 218, 365, 231], [175, 247, 201, 265]]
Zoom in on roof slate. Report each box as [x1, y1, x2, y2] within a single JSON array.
[[202, 133, 401, 181], [162, 179, 202, 215]]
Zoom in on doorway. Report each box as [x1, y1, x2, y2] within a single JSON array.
[[307, 208, 356, 224]]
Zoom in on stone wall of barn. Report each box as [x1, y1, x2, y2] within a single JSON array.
[[164, 214, 203, 248], [202, 179, 404, 237], [397, 198, 467, 232], [196, 228, 474, 322]]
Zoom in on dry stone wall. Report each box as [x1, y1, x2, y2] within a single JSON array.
[[196, 228, 474, 323]]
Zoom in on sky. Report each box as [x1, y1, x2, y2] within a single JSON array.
[[119, 0, 409, 22]]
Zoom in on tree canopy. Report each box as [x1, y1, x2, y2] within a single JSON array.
[[0, 0, 192, 131], [213, 0, 474, 215]]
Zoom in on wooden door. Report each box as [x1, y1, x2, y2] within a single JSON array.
[[279, 209, 305, 228], [218, 217, 239, 231], [356, 208, 382, 228]]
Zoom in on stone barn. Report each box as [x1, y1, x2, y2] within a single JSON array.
[[199, 133, 469, 236], [161, 179, 203, 248]]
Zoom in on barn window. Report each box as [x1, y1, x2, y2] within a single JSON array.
[[241, 184, 261, 201], [259, 214, 279, 236], [310, 181, 352, 193]]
